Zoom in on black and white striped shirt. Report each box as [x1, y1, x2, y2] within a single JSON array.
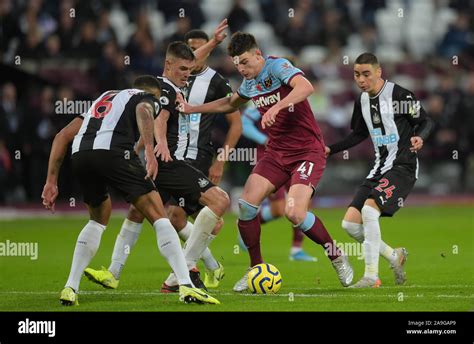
[[330, 80, 433, 179], [157, 69, 232, 162], [72, 89, 159, 155]]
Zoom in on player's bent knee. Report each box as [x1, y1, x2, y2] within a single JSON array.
[[203, 187, 229, 215], [169, 210, 187, 231], [285, 207, 306, 226], [342, 220, 364, 242], [238, 199, 258, 221]]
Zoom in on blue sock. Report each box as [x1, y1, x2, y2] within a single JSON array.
[[260, 205, 274, 222], [296, 212, 316, 232]]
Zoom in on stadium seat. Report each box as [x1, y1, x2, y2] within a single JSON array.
[[148, 10, 166, 43], [299, 45, 328, 67], [202, 0, 233, 22]]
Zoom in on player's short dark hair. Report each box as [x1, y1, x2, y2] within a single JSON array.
[[355, 53, 379, 66], [166, 41, 195, 60], [184, 29, 209, 43], [133, 75, 160, 90], [227, 32, 258, 57]]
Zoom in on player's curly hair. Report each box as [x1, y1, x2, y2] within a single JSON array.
[[227, 32, 258, 57]]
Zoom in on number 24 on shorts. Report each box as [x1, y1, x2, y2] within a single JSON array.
[[375, 178, 396, 199]]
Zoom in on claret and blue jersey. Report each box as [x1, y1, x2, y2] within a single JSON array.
[[236, 56, 325, 153]]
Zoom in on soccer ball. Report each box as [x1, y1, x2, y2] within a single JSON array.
[[247, 263, 282, 294]]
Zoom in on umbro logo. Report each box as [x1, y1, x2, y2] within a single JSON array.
[[198, 178, 209, 188]]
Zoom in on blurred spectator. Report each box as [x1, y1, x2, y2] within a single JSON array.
[[43, 34, 62, 59], [163, 17, 192, 47], [227, 0, 251, 33], [438, 13, 471, 58], [316, 8, 349, 47], [54, 4, 75, 55], [0, 0, 21, 59], [0, 82, 27, 203], [455, 73, 474, 190], [280, 0, 318, 53], [24, 86, 56, 200], [157, 0, 205, 28], [74, 20, 102, 59], [16, 28, 44, 59], [96, 10, 117, 45]]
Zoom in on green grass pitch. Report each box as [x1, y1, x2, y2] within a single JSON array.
[[0, 206, 472, 311]]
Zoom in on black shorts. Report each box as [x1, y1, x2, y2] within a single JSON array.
[[184, 158, 212, 176], [72, 150, 155, 207], [156, 159, 214, 215], [349, 166, 416, 217]]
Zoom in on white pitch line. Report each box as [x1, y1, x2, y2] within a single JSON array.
[[0, 291, 472, 299]]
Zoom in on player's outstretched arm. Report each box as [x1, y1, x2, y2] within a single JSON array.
[[208, 109, 242, 184], [136, 101, 158, 180], [177, 91, 248, 115], [261, 75, 314, 128], [153, 109, 173, 162], [193, 18, 228, 70], [326, 131, 369, 157], [42, 116, 83, 212]]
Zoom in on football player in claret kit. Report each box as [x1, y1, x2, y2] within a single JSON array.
[[240, 103, 317, 262], [325, 53, 434, 288], [177, 32, 354, 292], [42, 76, 219, 305]]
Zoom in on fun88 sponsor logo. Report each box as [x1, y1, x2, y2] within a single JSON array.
[[370, 128, 399, 147]]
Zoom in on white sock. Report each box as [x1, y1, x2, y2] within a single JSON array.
[[361, 205, 381, 280], [165, 272, 178, 286], [342, 220, 365, 242], [65, 220, 105, 291], [200, 234, 219, 270], [179, 221, 219, 270], [342, 220, 396, 263], [380, 241, 397, 264], [153, 218, 191, 285], [108, 219, 143, 280], [177, 222, 193, 241], [290, 246, 302, 255], [184, 207, 220, 270]]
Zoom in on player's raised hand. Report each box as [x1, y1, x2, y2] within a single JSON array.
[[41, 183, 58, 213], [154, 141, 173, 162], [213, 18, 228, 44], [261, 105, 280, 129], [410, 136, 423, 152], [144, 149, 158, 180]]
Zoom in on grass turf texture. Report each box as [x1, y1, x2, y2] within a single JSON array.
[[0, 206, 472, 311]]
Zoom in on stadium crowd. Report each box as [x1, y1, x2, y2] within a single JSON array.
[[1, 0, 473, 204]]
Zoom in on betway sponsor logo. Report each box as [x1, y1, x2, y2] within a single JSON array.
[[253, 92, 280, 108]]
